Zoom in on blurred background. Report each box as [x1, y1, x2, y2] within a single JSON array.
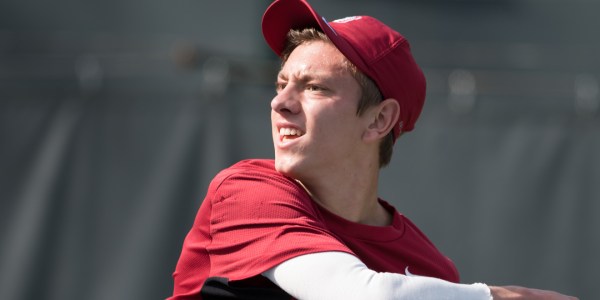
[[1, 0, 598, 299]]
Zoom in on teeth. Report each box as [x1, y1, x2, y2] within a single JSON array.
[[279, 127, 303, 136]]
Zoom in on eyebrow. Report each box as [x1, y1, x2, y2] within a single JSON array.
[[276, 70, 330, 83]]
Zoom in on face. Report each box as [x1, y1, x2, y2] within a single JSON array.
[[271, 41, 369, 181]]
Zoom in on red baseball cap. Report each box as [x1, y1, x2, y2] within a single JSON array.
[[262, 0, 426, 140]]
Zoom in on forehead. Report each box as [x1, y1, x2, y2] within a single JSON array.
[[279, 41, 350, 78]]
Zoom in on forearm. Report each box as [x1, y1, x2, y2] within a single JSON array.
[[489, 285, 578, 300], [263, 251, 491, 300]]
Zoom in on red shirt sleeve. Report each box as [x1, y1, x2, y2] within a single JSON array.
[[208, 160, 353, 280], [171, 160, 353, 298]]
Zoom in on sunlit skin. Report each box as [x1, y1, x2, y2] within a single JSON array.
[[270, 41, 394, 225]]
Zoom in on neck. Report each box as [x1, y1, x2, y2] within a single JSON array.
[[296, 161, 392, 226]]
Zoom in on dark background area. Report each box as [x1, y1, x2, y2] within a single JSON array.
[[1, 0, 598, 299]]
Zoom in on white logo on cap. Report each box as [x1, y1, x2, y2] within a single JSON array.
[[332, 16, 362, 23]]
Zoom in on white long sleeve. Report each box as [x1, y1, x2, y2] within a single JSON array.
[[262, 251, 492, 300]]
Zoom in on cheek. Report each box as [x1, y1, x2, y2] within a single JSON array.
[[310, 112, 356, 148], [316, 101, 358, 128]]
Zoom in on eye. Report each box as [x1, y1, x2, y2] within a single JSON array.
[[306, 84, 325, 92], [275, 81, 286, 92]]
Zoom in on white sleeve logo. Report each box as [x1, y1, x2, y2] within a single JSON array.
[[405, 267, 419, 277]]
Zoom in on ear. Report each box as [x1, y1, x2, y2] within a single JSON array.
[[362, 98, 400, 143]]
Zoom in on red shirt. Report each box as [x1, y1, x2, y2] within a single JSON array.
[[170, 159, 459, 299]]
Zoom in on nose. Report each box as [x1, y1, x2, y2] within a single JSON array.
[[271, 86, 301, 115]]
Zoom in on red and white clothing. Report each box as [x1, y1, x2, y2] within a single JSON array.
[[169, 159, 489, 299]]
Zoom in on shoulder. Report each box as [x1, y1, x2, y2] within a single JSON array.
[[208, 159, 310, 206], [211, 159, 295, 192], [207, 159, 326, 230], [216, 159, 279, 181]]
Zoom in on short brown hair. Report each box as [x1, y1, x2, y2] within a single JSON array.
[[281, 28, 395, 167]]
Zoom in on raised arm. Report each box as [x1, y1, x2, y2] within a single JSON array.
[[263, 251, 578, 300], [263, 251, 491, 300]]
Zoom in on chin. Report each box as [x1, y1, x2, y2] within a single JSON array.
[[273, 157, 293, 175], [274, 155, 304, 179]]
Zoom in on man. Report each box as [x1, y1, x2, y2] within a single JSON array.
[[169, 0, 577, 299]]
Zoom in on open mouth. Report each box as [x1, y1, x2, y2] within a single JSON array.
[[279, 127, 304, 141]]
